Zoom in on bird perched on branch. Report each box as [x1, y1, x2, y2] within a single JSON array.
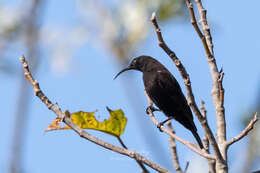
[[114, 55, 203, 149]]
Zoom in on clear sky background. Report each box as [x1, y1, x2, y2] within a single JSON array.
[[1, 0, 260, 173]]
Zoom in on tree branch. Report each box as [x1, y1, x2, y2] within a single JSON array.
[[19, 55, 169, 173], [150, 12, 221, 162], [184, 0, 212, 58], [166, 121, 184, 173], [186, 0, 226, 148], [184, 162, 189, 173], [194, 0, 214, 55], [183, 2, 227, 169], [116, 137, 149, 173], [226, 113, 258, 147], [200, 102, 216, 173]]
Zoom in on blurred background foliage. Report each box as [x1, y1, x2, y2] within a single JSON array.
[[76, 0, 185, 63]]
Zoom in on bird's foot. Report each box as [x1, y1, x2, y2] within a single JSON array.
[[157, 118, 173, 132], [157, 122, 164, 132], [146, 105, 160, 114]]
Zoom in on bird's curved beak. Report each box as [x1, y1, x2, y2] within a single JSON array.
[[113, 66, 134, 80]]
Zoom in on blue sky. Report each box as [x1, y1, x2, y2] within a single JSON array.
[[1, 0, 260, 173]]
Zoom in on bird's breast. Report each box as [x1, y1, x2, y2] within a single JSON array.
[[143, 72, 159, 91], [143, 72, 164, 102]]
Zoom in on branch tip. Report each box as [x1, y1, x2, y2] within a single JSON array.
[[226, 112, 258, 147], [151, 12, 156, 21], [184, 161, 190, 173], [20, 55, 25, 61]]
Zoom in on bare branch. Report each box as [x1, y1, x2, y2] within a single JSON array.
[[226, 113, 258, 147], [150, 12, 222, 162], [146, 105, 215, 160], [19, 55, 170, 173], [200, 102, 216, 173], [183, 1, 227, 167], [194, 0, 214, 55], [166, 121, 184, 173], [184, 162, 189, 173], [200, 102, 209, 154], [188, 0, 226, 147], [184, 0, 213, 59], [116, 137, 149, 173], [203, 135, 216, 173]]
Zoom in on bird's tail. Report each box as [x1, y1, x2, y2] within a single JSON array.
[[191, 130, 204, 149]]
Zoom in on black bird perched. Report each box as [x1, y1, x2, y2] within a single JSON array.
[[114, 55, 203, 149]]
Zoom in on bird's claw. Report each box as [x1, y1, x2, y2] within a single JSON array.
[[157, 122, 164, 132], [146, 105, 160, 114], [146, 106, 153, 114], [157, 118, 173, 132]]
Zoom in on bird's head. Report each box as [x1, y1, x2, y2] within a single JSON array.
[[114, 55, 158, 79]]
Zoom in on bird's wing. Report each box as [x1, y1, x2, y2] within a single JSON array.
[[147, 71, 195, 130]]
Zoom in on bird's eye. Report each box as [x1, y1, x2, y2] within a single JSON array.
[[132, 59, 137, 65]]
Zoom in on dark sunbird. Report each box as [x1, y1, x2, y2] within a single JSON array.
[[114, 55, 203, 149]]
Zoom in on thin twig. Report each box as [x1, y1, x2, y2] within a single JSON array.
[[200, 102, 209, 154], [226, 113, 258, 147], [200, 102, 216, 173], [150, 12, 221, 162], [194, 0, 214, 55], [184, 162, 189, 173], [117, 137, 149, 173], [166, 121, 184, 173], [19, 55, 170, 173], [184, 0, 212, 60], [203, 135, 216, 172]]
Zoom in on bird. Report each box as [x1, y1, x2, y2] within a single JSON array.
[[114, 55, 203, 149]]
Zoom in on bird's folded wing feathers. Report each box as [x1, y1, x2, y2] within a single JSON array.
[[155, 71, 194, 122]]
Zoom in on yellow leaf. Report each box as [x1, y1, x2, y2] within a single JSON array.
[[44, 118, 71, 133], [45, 107, 127, 137]]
